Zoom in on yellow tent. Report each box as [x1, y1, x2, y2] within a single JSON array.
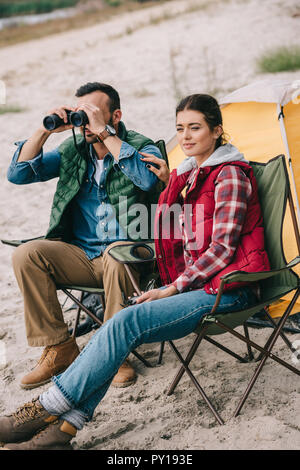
[[167, 79, 300, 318]]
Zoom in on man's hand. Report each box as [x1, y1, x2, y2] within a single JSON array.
[[18, 104, 76, 162], [75, 103, 106, 136], [75, 102, 124, 160], [140, 153, 170, 186], [44, 106, 76, 133], [135, 285, 178, 304]]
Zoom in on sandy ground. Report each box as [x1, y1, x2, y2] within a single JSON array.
[[0, 0, 300, 451]]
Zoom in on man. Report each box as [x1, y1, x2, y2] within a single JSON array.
[[7, 82, 163, 390]]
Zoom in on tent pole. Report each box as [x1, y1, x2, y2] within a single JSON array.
[[277, 103, 300, 229]]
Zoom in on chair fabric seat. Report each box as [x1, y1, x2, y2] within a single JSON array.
[[108, 241, 156, 264], [58, 285, 105, 295], [195, 287, 295, 336]]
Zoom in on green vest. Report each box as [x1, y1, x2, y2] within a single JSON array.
[[45, 122, 164, 241]]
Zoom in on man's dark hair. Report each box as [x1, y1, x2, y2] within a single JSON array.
[[75, 82, 121, 113]]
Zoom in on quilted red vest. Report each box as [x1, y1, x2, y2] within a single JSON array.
[[154, 161, 270, 294]]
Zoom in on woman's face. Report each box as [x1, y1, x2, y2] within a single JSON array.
[[176, 109, 221, 164]]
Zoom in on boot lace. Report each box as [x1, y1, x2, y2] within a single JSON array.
[[37, 346, 56, 368], [13, 398, 46, 425], [37, 347, 51, 365]]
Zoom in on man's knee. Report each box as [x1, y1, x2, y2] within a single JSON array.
[[12, 240, 46, 272], [102, 250, 125, 277]]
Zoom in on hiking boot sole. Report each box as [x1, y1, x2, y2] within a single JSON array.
[[20, 377, 51, 390], [20, 367, 68, 390], [111, 378, 137, 388]]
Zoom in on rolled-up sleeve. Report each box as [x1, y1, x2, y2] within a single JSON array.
[[115, 142, 163, 191], [7, 140, 61, 184]]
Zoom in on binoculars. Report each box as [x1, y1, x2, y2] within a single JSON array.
[[43, 109, 89, 131]]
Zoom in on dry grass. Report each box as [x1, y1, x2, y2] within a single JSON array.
[[133, 88, 155, 98], [0, 104, 26, 114], [0, 0, 239, 49], [107, 0, 217, 40], [257, 45, 300, 73], [0, 1, 80, 18]]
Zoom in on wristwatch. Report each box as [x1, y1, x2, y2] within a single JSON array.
[[97, 124, 116, 142]]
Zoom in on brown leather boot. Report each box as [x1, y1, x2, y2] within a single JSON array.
[[0, 398, 57, 444], [112, 359, 136, 388], [3, 419, 77, 450], [20, 337, 80, 390]]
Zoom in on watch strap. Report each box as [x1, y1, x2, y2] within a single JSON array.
[[97, 128, 110, 142]]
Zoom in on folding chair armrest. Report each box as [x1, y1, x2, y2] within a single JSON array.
[[205, 256, 300, 316], [219, 256, 300, 286], [1, 236, 45, 247], [107, 241, 156, 264]]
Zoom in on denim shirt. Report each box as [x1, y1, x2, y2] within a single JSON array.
[[7, 139, 162, 259]]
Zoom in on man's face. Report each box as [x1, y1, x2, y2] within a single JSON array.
[[76, 90, 113, 144]]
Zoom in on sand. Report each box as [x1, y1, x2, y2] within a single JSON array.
[[0, 0, 299, 451]]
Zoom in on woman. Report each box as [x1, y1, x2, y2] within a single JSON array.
[[0, 94, 270, 450]]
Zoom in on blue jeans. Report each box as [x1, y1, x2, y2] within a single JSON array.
[[52, 286, 256, 419]]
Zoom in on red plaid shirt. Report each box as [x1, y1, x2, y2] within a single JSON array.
[[172, 165, 252, 293]]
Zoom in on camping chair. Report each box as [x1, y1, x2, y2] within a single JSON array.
[[1, 236, 153, 366], [1, 140, 169, 368], [164, 154, 300, 425]]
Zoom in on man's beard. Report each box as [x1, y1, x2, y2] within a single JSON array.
[[84, 134, 98, 144], [82, 116, 115, 143]]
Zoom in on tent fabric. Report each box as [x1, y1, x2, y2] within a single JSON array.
[[220, 79, 300, 107]]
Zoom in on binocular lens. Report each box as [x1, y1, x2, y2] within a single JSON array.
[[43, 114, 63, 131], [70, 111, 89, 127], [43, 110, 89, 131]]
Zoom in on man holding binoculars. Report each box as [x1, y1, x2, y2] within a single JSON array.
[[7, 82, 164, 390]]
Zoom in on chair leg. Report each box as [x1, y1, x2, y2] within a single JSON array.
[[263, 309, 295, 353], [167, 327, 208, 396], [131, 350, 153, 368], [157, 341, 165, 365], [61, 288, 103, 327], [215, 319, 300, 375], [99, 293, 106, 311], [233, 287, 300, 418], [255, 314, 299, 364], [124, 264, 142, 295], [71, 291, 85, 339], [204, 336, 250, 363], [168, 339, 224, 425], [61, 292, 72, 309], [243, 323, 254, 361]]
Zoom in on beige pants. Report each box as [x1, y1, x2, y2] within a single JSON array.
[[12, 239, 140, 347]]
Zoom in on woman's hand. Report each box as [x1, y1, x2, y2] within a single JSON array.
[[135, 285, 178, 304], [140, 152, 170, 186]]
